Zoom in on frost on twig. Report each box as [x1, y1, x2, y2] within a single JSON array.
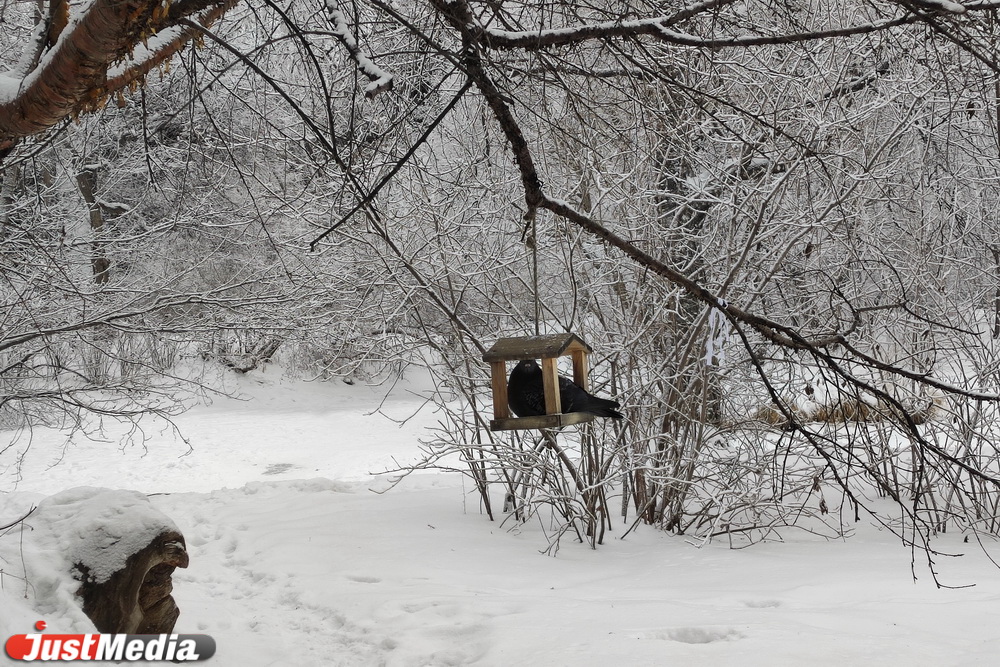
[[326, 1, 394, 98], [905, 0, 966, 14]]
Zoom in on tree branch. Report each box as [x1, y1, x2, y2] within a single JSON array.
[[475, 13, 919, 52], [0, 0, 238, 154]]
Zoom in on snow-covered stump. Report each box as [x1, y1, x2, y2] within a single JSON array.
[[78, 528, 189, 634], [32, 488, 189, 634]]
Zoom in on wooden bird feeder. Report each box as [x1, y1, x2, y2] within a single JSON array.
[[482, 333, 595, 431]]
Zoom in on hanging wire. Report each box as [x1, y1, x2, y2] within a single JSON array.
[[531, 208, 540, 336]]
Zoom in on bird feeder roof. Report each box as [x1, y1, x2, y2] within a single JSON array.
[[482, 333, 591, 362]]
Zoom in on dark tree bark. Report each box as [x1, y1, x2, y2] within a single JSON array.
[[75, 168, 110, 285]]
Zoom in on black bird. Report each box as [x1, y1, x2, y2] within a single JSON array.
[[507, 359, 623, 419]]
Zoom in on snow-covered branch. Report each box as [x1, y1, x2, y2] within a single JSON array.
[[326, 1, 394, 98], [0, 0, 238, 156], [475, 13, 919, 52]]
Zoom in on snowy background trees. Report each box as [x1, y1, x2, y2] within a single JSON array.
[[4, 0, 1000, 566]]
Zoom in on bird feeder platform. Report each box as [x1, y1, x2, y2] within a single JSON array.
[[482, 333, 594, 431]]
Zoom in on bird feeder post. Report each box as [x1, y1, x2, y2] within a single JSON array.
[[489, 360, 510, 420], [571, 349, 589, 392], [540, 357, 562, 415]]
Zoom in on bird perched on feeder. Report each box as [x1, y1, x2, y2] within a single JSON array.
[[507, 359, 623, 419]]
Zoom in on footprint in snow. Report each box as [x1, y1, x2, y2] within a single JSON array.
[[641, 627, 744, 643], [262, 462, 298, 475], [744, 598, 782, 608]]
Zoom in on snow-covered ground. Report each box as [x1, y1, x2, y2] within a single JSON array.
[[3, 368, 1000, 666]]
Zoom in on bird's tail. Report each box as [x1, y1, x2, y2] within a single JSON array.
[[592, 398, 623, 419]]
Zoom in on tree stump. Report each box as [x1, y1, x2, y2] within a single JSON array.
[[32, 487, 189, 635], [78, 529, 189, 634]]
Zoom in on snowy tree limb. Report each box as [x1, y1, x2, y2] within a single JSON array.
[[0, 0, 238, 156], [325, 0, 394, 98]]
